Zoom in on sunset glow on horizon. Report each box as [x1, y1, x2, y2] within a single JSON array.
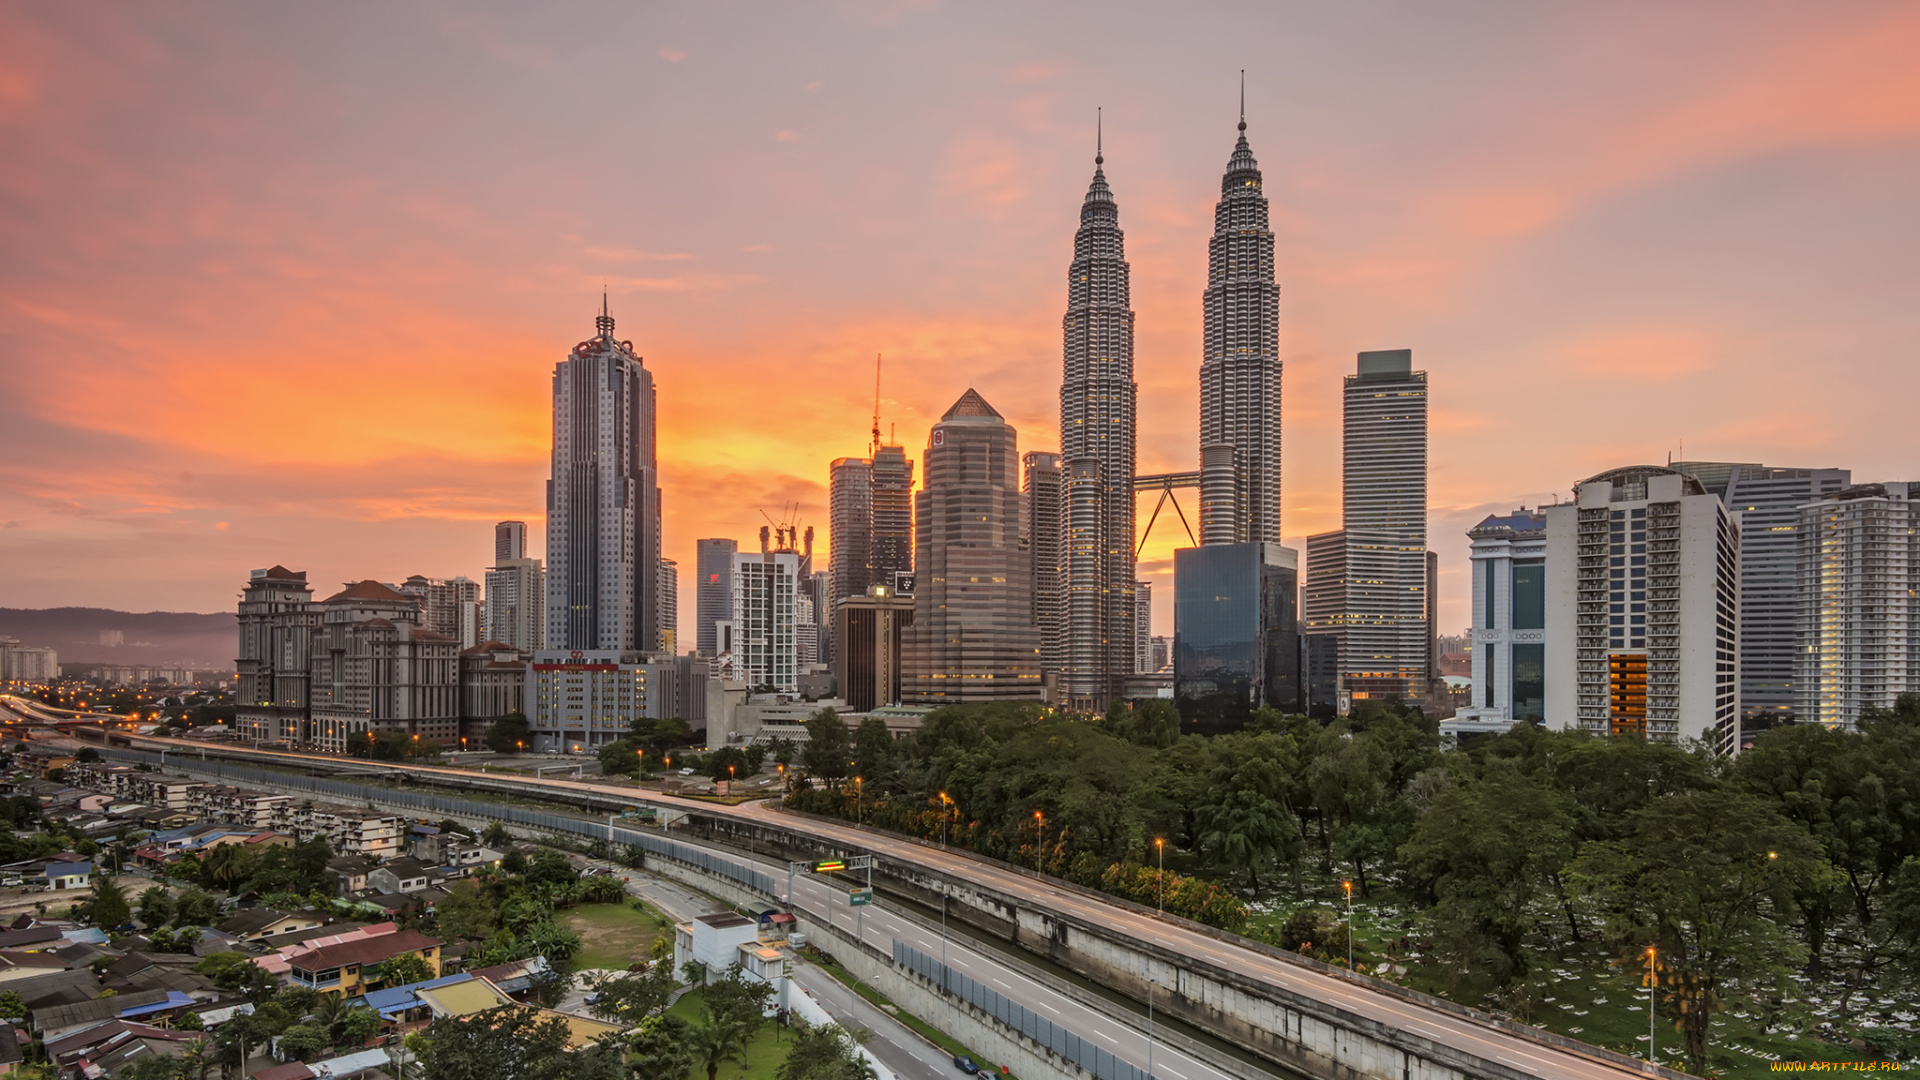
[[5, 2, 1920, 641]]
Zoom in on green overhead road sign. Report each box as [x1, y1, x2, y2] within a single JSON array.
[[849, 888, 875, 906]]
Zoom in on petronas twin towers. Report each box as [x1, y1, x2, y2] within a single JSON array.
[[1056, 104, 1282, 710]]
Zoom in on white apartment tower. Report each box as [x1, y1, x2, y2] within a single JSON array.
[[1795, 483, 1920, 730], [546, 300, 662, 654], [732, 529, 800, 692], [1545, 467, 1740, 750]]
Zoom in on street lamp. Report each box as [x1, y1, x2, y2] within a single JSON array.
[[854, 777, 863, 824], [1343, 880, 1354, 970], [1033, 810, 1045, 874], [939, 792, 952, 846], [1147, 977, 1157, 1080], [1646, 946, 1658, 1063], [729, 764, 736, 796], [1155, 838, 1165, 913]]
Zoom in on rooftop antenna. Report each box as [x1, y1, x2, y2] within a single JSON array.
[[1239, 70, 1246, 133], [871, 352, 883, 456], [1096, 107, 1103, 166]]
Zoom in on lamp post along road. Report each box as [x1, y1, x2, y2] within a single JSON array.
[[1344, 880, 1354, 970], [1647, 946, 1657, 1063], [1155, 837, 1165, 913], [1147, 976, 1157, 1079]]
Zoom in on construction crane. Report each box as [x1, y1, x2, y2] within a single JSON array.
[[871, 352, 883, 456]]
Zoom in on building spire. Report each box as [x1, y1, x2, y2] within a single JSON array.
[[595, 290, 615, 337], [1096, 106, 1103, 166], [1239, 70, 1246, 133]]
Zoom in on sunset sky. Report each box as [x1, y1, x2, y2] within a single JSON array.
[[4, 2, 1919, 641]]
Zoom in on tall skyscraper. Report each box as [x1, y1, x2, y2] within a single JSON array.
[[657, 558, 678, 655], [870, 444, 915, 589], [1301, 529, 1347, 716], [545, 300, 662, 653], [484, 557, 544, 652], [1545, 467, 1740, 750], [1341, 349, 1429, 702], [695, 538, 738, 656], [829, 456, 874, 609], [903, 390, 1043, 703], [1674, 462, 1850, 732], [495, 521, 527, 564], [1796, 482, 1918, 731], [1134, 580, 1152, 674], [1023, 451, 1064, 680], [1059, 129, 1137, 712], [1198, 103, 1282, 545]]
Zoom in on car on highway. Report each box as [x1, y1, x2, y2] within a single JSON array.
[[952, 1055, 981, 1074]]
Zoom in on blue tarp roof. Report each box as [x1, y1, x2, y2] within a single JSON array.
[[360, 973, 473, 1018], [120, 991, 194, 1018]]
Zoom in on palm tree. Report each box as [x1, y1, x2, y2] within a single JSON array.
[[688, 1012, 748, 1080], [312, 992, 353, 1044], [178, 1039, 213, 1080]]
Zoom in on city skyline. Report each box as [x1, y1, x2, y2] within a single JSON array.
[[5, 4, 1920, 646]]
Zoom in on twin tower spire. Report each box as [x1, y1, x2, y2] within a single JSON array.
[[1057, 77, 1282, 710]]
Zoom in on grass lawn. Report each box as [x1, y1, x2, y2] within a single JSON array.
[[565, 900, 666, 971], [666, 988, 790, 1080]]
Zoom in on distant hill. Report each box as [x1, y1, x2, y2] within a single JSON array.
[[0, 607, 235, 668]]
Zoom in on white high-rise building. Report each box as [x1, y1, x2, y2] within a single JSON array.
[[658, 557, 679, 655], [546, 300, 662, 653], [495, 521, 527, 564], [1134, 580, 1153, 674], [733, 535, 800, 692], [485, 559, 544, 652], [1545, 467, 1740, 750], [1449, 509, 1548, 734], [1795, 483, 1920, 731]]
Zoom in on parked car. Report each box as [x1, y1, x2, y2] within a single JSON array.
[[952, 1056, 981, 1074]]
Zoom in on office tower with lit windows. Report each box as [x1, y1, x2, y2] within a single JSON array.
[[1059, 135, 1137, 711], [309, 580, 462, 753], [545, 301, 662, 654], [1134, 580, 1152, 673], [1198, 108, 1282, 545], [903, 390, 1043, 703], [1340, 349, 1429, 703], [1674, 462, 1850, 733], [657, 558, 678, 654], [1795, 483, 1919, 731], [402, 575, 481, 649], [1545, 467, 1739, 750], [1173, 542, 1298, 732]]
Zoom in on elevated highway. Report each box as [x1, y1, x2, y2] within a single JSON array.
[[89, 734, 1678, 1080]]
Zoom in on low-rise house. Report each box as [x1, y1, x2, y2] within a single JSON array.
[[0, 950, 69, 984], [33, 989, 174, 1041], [328, 857, 372, 894], [45, 1019, 207, 1074], [0, 927, 65, 951], [219, 908, 325, 943], [43, 861, 90, 891], [0, 1024, 20, 1074], [286, 930, 441, 997], [366, 857, 438, 896]]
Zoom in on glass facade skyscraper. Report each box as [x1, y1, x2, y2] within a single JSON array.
[[1173, 542, 1298, 733]]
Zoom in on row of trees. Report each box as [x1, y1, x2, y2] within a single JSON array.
[[781, 697, 1920, 1073]]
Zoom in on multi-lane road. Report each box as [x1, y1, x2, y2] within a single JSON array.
[[41, 727, 1664, 1080]]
